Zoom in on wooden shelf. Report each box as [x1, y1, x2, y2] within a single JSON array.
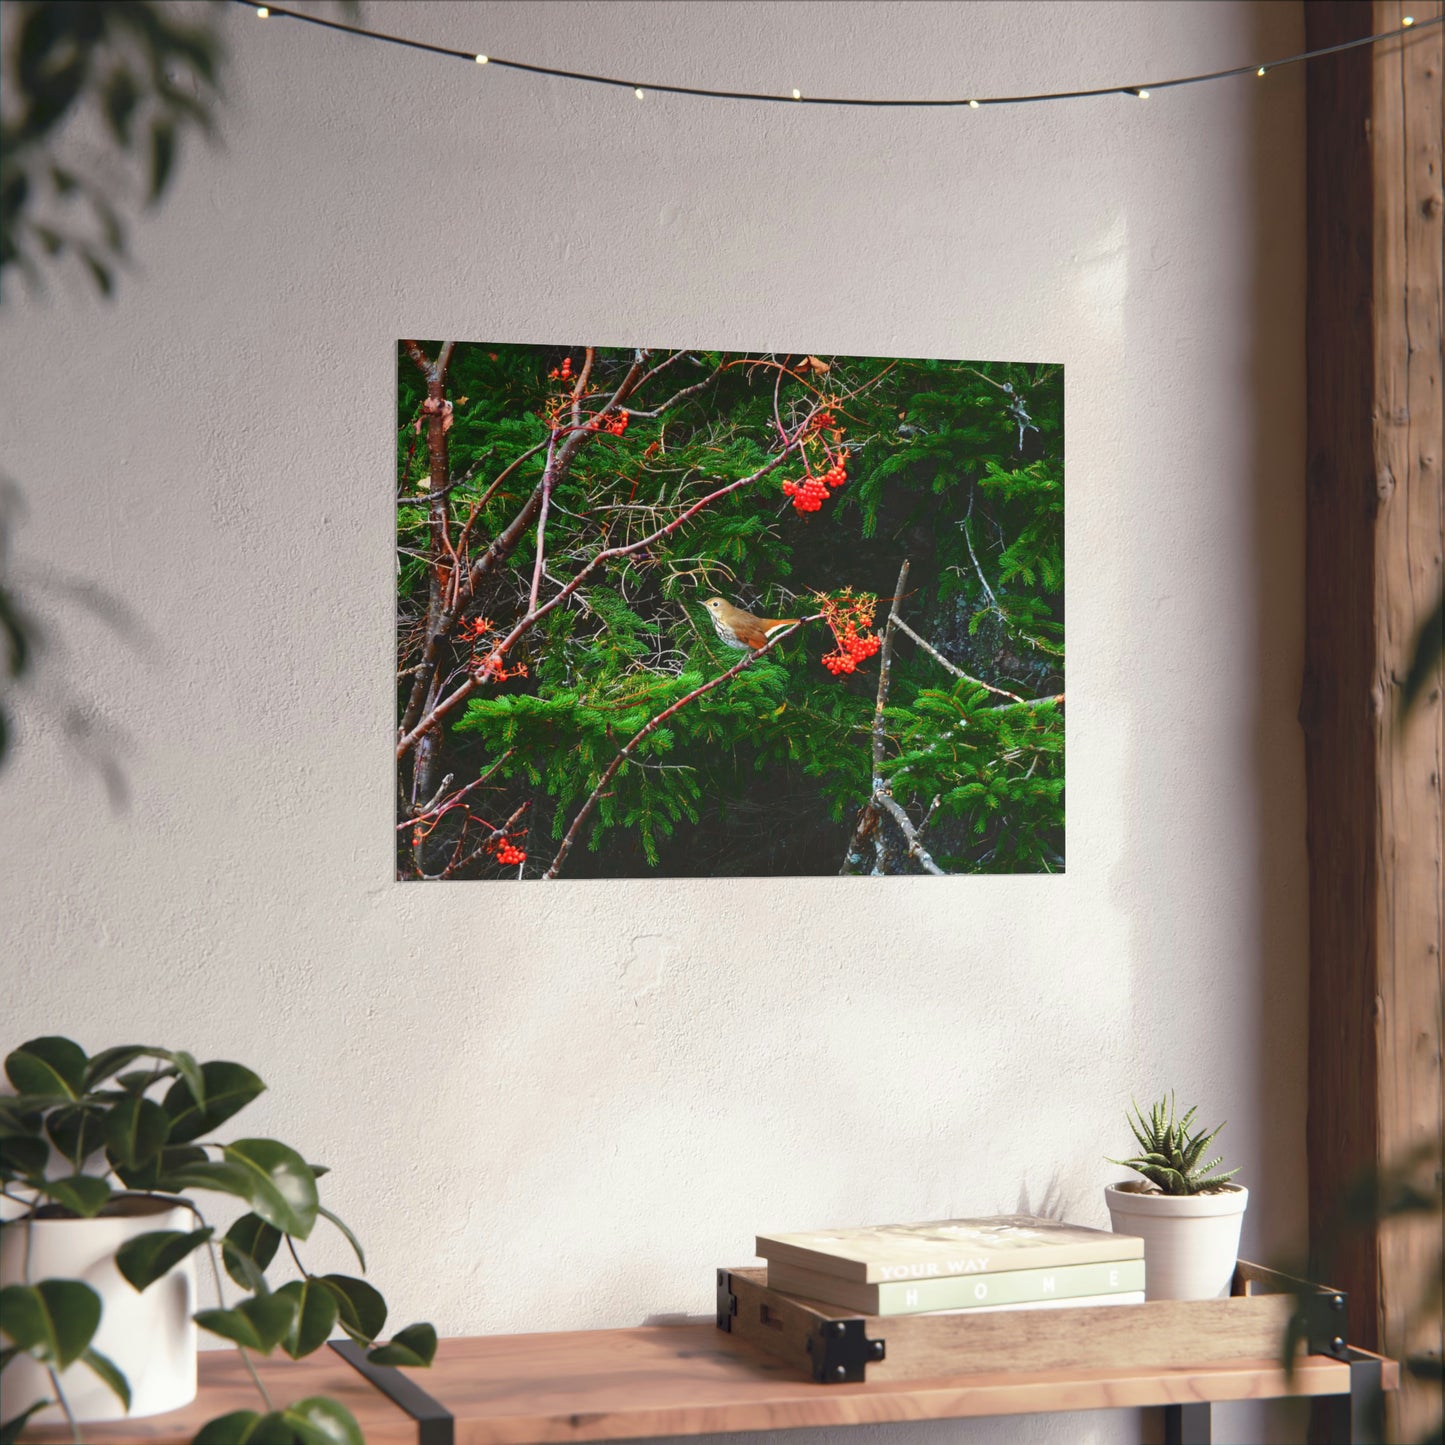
[[20, 1323, 1399, 1445]]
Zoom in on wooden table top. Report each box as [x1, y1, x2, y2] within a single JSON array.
[[22, 1323, 1399, 1445]]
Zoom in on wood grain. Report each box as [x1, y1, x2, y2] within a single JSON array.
[[15, 1324, 1398, 1445], [1304, 4, 1444, 1438], [423, 1325, 1393, 1445], [19, 1349, 417, 1445], [1374, 7, 1444, 1442], [727, 1266, 1296, 1383]]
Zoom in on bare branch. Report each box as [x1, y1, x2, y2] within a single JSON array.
[[889, 612, 1026, 704], [876, 792, 945, 875], [543, 617, 817, 879]]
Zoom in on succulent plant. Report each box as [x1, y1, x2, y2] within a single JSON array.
[[1109, 1093, 1240, 1196]]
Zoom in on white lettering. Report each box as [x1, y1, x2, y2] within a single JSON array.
[[1109, 1268, 1119, 1288], [974, 1280, 988, 1300], [1042, 1276, 1056, 1294], [906, 1289, 918, 1309]]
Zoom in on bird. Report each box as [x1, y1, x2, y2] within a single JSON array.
[[702, 597, 801, 651]]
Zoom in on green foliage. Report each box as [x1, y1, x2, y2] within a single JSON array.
[[0, 1036, 433, 1444], [1108, 1093, 1240, 1196], [1, 1, 223, 299], [398, 346, 1064, 876]]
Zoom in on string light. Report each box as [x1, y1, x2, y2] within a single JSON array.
[[235, 2, 1440, 110]]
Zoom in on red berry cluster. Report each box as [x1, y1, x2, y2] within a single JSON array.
[[590, 408, 629, 436], [548, 356, 575, 381], [815, 589, 882, 676], [782, 458, 847, 514], [493, 838, 526, 867], [821, 625, 881, 674]]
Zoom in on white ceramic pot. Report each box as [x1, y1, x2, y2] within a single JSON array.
[[1104, 1180, 1249, 1301], [0, 1194, 198, 1423]]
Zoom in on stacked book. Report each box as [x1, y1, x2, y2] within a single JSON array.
[[756, 1214, 1145, 1316]]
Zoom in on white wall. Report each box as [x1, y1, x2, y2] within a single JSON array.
[[1, 2, 1307, 1442]]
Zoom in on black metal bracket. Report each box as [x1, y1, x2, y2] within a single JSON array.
[[716, 1268, 738, 1332], [329, 1339, 454, 1445], [805, 1317, 886, 1383], [1242, 1262, 1351, 1362]]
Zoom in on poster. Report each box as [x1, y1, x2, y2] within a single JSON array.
[[397, 344, 1062, 879]]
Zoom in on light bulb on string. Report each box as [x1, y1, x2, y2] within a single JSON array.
[[255, 4, 268, 14], [792, 88, 802, 100], [968, 99, 980, 109], [1403, 14, 1415, 24], [475, 53, 488, 64], [1257, 66, 1267, 77], [634, 87, 644, 100]]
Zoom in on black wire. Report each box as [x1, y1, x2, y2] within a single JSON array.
[[234, 2, 1441, 109]]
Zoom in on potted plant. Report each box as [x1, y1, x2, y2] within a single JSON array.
[[1104, 1093, 1248, 1301], [0, 1036, 436, 1444]]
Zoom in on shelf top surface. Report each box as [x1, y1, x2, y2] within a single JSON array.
[[21, 1323, 1397, 1445]]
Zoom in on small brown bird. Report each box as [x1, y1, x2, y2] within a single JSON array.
[[702, 597, 801, 651]]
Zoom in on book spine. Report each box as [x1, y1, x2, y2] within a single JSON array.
[[872, 1258, 1145, 1313]]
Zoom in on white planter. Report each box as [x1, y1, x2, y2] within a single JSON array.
[[0, 1194, 198, 1423], [1104, 1180, 1249, 1301]]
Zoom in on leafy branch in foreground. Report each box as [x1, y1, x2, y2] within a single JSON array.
[[0, 1035, 435, 1445]]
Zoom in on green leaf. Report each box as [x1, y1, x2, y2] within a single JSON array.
[[276, 1278, 339, 1359], [1, 1400, 52, 1444], [319, 1275, 386, 1345], [366, 1321, 437, 1368], [81, 1346, 131, 1409], [318, 1206, 365, 1272], [221, 1139, 318, 1240], [116, 1226, 213, 1291], [5, 1037, 87, 1099], [35, 1174, 112, 1216], [103, 1094, 171, 1168], [192, 1410, 295, 1445], [0, 1135, 50, 1180], [281, 1397, 364, 1445], [162, 1061, 264, 1144], [161, 1158, 256, 1203], [45, 1103, 107, 1166], [223, 1213, 281, 1289], [85, 1045, 167, 1090], [0, 1280, 101, 1367], [115, 1142, 207, 1192], [194, 1292, 298, 1354]]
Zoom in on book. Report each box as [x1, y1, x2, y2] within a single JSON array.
[[756, 1214, 1144, 1284], [765, 1256, 1146, 1315], [935, 1291, 1145, 1315]]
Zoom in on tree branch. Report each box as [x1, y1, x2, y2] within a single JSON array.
[[543, 617, 817, 879], [876, 791, 946, 875], [889, 612, 1026, 704]]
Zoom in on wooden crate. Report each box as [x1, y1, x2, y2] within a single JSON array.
[[716, 1260, 1353, 1384]]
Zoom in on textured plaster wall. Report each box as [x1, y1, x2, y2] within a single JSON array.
[[1, 2, 1307, 1442]]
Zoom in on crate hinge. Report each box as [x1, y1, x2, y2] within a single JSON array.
[[805, 1316, 886, 1383]]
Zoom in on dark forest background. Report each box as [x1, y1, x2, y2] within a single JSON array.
[[396, 344, 1063, 879]]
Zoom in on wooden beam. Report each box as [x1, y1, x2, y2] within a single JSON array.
[[1303, 2, 1444, 1439]]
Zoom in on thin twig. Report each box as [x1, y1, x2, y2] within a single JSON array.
[[889, 612, 1025, 703]]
